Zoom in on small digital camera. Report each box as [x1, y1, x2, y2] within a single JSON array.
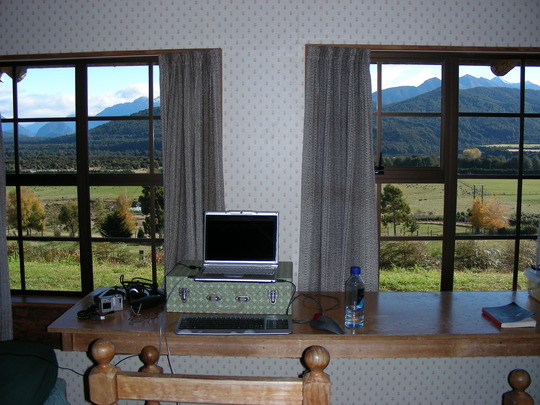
[[94, 288, 124, 313]]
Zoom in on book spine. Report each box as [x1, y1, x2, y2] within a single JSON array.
[[481, 308, 502, 326]]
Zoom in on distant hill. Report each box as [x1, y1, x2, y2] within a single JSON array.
[[2, 96, 160, 138], [3, 76, 540, 168], [379, 86, 540, 156], [35, 122, 73, 138], [373, 75, 540, 104]]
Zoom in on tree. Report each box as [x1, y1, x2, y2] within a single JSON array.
[[380, 184, 412, 236], [58, 200, 79, 237], [138, 186, 164, 237], [7, 187, 45, 236], [98, 194, 136, 238], [403, 217, 420, 236], [463, 148, 482, 159], [468, 197, 507, 232]]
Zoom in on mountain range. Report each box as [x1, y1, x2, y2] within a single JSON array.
[[3, 96, 160, 139], [2, 76, 540, 162], [4, 75, 539, 139], [373, 74, 540, 104]]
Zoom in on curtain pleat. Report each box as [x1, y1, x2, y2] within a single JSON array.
[[0, 117, 13, 340], [299, 46, 379, 292], [159, 50, 225, 274]]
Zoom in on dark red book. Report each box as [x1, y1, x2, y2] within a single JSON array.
[[482, 302, 536, 328]]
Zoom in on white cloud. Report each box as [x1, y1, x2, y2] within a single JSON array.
[[16, 92, 75, 118], [88, 82, 150, 116]]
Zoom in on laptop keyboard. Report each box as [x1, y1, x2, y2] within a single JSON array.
[[174, 314, 292, 335]]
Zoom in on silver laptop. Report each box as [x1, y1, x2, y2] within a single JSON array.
[[193, 211, 279, 283]]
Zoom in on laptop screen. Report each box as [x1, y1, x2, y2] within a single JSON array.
[[204, 212, 278, 264]]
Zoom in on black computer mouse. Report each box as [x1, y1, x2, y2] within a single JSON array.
[[310, 313, 345, 335]]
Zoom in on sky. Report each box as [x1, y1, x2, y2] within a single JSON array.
[[0, 65, 160, 120], [370, 64, 540, 91], [0, 63, 539, 121]]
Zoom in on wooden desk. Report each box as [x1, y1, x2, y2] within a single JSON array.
[[48, 291, 540, 358]]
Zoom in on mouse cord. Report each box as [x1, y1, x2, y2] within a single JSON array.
[[289, 293, 340, 324]]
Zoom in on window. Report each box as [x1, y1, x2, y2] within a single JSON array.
[[371, 50, 540, 292], [1, 56, 163, 294]]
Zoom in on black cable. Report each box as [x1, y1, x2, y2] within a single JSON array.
[[287, 293, 341, 324], [0, 352, 85, 377]]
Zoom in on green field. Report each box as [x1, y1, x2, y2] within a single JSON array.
[[398, 179, 540, 216], [8, 185, 144, 203]]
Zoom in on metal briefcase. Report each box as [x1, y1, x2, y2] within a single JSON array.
[[165, 261, 294, 315]]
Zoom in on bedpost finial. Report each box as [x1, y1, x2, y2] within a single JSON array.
[[91, 339, 115, 369], [303, 345, 330, 373]]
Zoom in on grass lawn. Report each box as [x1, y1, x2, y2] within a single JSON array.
[[10, 259, 529, 293], [379, 267, 529, 292], [9, 260, 160, 292]]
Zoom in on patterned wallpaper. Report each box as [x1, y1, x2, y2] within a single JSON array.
[[2, 1, 539, 403], [2, 0, 539, 279]]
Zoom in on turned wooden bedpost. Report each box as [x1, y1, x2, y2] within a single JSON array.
[[302, 345, 331, 405], [502, 369, 534, 405], [89, 339, 120, 405], [139, 345, 164, 405]]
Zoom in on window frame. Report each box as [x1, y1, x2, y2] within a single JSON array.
[[371, 48, 540, 291], [1, 54, 164, 296]]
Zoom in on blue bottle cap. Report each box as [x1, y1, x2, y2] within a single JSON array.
[[351, 266, 361, 275]]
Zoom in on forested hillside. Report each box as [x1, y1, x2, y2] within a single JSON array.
[[3, 85, 540, 173]]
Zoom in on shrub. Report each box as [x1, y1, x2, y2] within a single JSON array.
[[379, 241, 436, 269], [454, 240, 502, 271]]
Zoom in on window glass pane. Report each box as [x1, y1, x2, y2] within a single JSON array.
[[380, 184, 444, 237], [0, 71, 13, 118], [153, 65, 160, 110], [2, 122, 15, 174], [5, 186, 16, 236], [369, 64, 378, 112], [453, 240, 527, 292], [521, 179, 540, 236], [153, 120, 162, 172], [379, 64, 441, 112], [524, 118, 540, 175], [458, 65, 521, 114], [89, 120, 150, 173], [6, 186, 46, 236], [379, 240, 442, 292], [7, 186, 79, 237], [23, 241, 81, 292], [456, 179, 517, 236], [92, 242, 156, 287], [524, 64, 540, 114], [381, 117, 441, 167], [88, 65, 150, 117], [18, 121, 76, 173], [7, 241, 20, 289], [137, 186, 164, 239], [17, 67, 75, 118], [520, 240, 537, 274], [91, 186, 145, 239], [458, 117, 520, 175]]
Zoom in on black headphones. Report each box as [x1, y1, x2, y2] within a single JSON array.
[[120, 276, 166, 311]]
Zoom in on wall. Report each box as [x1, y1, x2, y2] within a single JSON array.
[[2, 0, 539, 404], [2, 0, 539, 277]]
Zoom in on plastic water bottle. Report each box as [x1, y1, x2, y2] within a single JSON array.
[[344, 266, 365, 328]]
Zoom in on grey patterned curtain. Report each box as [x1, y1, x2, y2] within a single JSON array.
[[299, 46, 379, 292], [159, 50, 225, 274], [0, 117, 12, 340]]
